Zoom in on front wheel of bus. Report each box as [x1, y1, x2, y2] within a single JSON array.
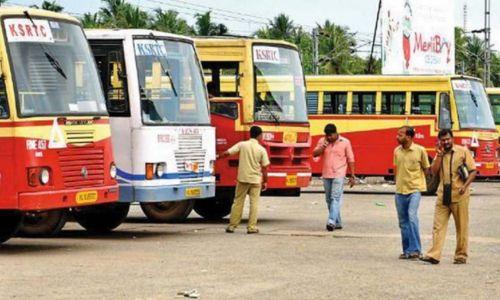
[[0, 210, 23, 244], [18, 209, 68, 237], [140, 200, 194, 223], [193, 197, 233, 220], [72, 203, 130, 233]]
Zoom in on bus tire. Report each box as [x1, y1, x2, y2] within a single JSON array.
[[72, 203, 129, 233], [140, 200, 194, 223], [425, 173, 439, 195], [0, 210, 23, 244], [193, 197, 233, 220], [18, 209, 68, 237]]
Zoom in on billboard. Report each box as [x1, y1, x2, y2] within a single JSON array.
[[381, 0, 455, 74]]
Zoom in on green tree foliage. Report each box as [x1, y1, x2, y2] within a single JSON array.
[[151, 9, 194, 35], [41, 1, 63, 12], [194, 11, 227, 36]]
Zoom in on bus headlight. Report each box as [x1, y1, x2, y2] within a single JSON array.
[[155, 163, 166, 178], [40, 168, 50, 185], [110, 163, 117, 179]]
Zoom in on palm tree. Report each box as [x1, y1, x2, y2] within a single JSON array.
[[99, 0, 127, 27], [121, 6, 150, 28], [152, 8, 193, 35], [194, 11, 227, 36], [317, 20, 358, 74], [268, 14, 295, 40], [41, 1, 64, 12], [80, 12, 102, 29]]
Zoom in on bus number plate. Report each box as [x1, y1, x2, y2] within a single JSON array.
[[76, 191, 98, 204], [286, 175, 297, 186], [485, 162, 494, 169], [185, 187, 201, 197]]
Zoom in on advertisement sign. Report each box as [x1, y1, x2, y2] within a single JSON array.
[[381, 0, 455, 74]]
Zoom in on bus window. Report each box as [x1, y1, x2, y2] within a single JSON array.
[[91, 43, 130, 116], [352, 92, 375, 114], [381, 92, 406, 115], [411, 92, 436, 115], [490, 94, 500, 125], [323, 92, 347, 114], [211, 101, 238, 119], [202, 62, 239, 97], [0, 78, 8, 118], [439, 93, 452, 129], [306, 92, 318, 115]]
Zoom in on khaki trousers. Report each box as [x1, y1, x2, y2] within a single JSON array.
[[426, 197, 470, 261], [228, 182, 261, 230]]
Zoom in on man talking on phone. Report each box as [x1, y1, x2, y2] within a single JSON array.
[[313, 123, 356, 231], [421, 129, 476, 265]]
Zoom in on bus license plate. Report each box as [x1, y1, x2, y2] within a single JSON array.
[[286, 175, 297, 186], [76, 191, 98, 204], [185, 187, 201, 198], [485, 162, 494, 169]]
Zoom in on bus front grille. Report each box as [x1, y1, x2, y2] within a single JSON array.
[[175, 134, 206, 183], [65, 129, 95, 146], [58, 148, 105, 188]]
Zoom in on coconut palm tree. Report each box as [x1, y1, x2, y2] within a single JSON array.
[[317, 20, 358, 74], [41, 1, 63, 12], [80, 13, 102, 28], [152, 8, 193, 35], [268, 14, 295, 40], [194, 11, 227, 36]]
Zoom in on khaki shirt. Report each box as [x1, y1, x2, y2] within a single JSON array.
[[436, 145, 476, 203], [227, 139, 270, 184], [394, 143, 430, 194]]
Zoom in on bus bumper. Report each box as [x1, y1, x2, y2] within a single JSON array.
[[18, 185, 119, 211], [267, 172, 312, 189], [119, 182, 216, 203]]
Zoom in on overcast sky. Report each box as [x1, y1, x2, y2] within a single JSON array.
[[5, 0, 499, 54]]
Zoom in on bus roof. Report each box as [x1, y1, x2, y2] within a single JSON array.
[[85, 29, 194, 43], [194, 36, 298, 50], [305, 74, 481, 84], [0, 6, 79, 23]]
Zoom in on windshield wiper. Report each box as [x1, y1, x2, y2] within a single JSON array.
[[148, 33, 178, 97], [469, 91, 479, 107], [23, 11, 67, 80], [256, 97, 280, 124]]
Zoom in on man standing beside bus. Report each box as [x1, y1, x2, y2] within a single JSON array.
[[219, 126, 270, 234], [421, 129, 476, 265], [313, 123, 356, 231], [393, 126, 430, 260]]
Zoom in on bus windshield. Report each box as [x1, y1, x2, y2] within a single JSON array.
[[452, 79, 496, 130], [5, 18, 107, 117], [253, 45, 308, 123], [134, 38, 209, 125], [488, 94, 500, 125]]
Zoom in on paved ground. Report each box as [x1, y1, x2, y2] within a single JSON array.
[[0, 181, 499, 299]]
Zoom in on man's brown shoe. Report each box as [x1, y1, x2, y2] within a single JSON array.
[[247, 229, 259, 234], [225, 227, 235, 233], [420, 256, 440, 264]]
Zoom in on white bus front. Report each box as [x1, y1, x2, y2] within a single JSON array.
[[88, 30, 215, 222]]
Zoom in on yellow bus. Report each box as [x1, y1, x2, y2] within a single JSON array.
[[306, 75, 499, 189], [485, 87, 500, 133]]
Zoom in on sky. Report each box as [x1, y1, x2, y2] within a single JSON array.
[[4, 0, 499, 55]]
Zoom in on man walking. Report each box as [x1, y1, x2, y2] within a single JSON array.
[[393, 126, 430, 260], [219, 126, 270, 234], [313, 123, 356, 231], [421, 129, 476, 264]]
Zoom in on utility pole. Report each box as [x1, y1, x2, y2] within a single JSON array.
[[312, 28, 319, 75], [484, 0, 491, 87], [367, 0, 382, 74]]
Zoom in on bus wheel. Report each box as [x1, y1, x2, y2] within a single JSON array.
[[72, 203, 130, 233], [18, 209, 68, 237], [140, 200, 194, 223], [193, 197, 233, 220], [425, 173, 439, 195], [0, 210, 23, 244]]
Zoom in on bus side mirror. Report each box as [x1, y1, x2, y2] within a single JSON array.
[[439, 93, 452, 129]]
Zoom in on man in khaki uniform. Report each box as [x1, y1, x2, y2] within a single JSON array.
[[393, 126, 430, 260], [219, 126, 270, 234], [421, 129, 477, 265]]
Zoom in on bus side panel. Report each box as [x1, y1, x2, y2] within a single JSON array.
[[212, 113, 243, 187], [110, 117, 133, 201], [0, 135, 17, 209]]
